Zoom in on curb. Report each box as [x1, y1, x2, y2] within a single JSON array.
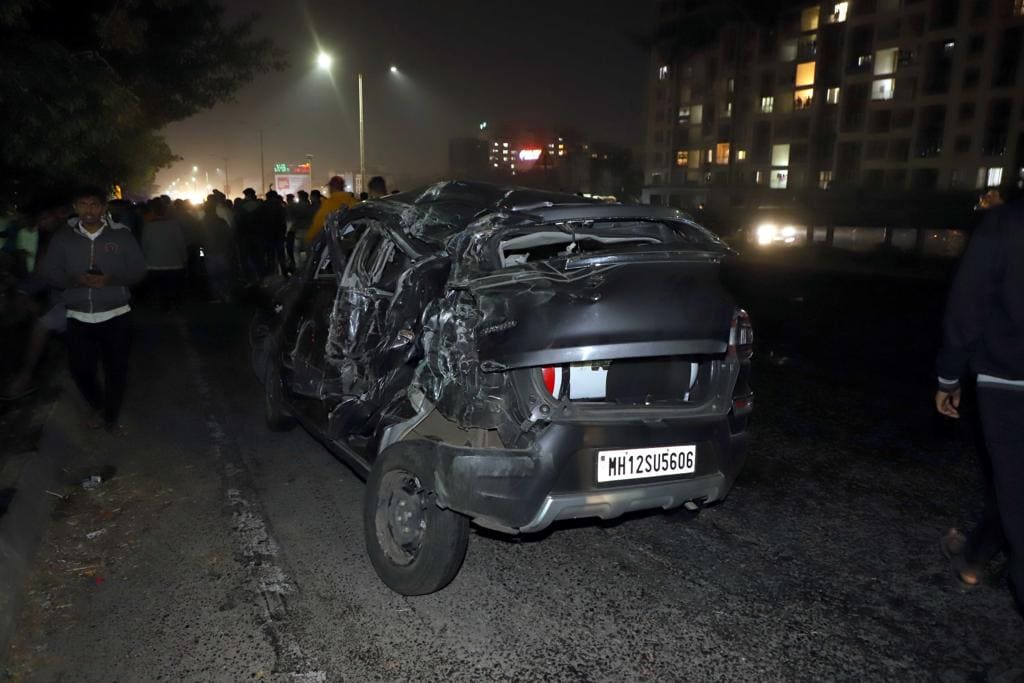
[[0, 383, 70, 664]]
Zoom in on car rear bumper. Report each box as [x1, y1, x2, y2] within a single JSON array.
[[427, 415, 750, 534]]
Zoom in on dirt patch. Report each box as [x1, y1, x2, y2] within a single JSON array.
[[4, 469, 178, 679]]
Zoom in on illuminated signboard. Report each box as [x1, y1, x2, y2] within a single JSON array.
[[273, 163, 311, 174], [518, 149, 542, 161]]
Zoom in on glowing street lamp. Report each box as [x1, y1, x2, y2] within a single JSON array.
[[315, 52, 398, 193]]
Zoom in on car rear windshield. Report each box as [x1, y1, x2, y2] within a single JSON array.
[[496, 219, 723, 268]]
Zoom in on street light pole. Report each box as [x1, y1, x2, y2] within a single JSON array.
[[259, 129, 266, 193], [358, 72, 366, 194], [305, 153, 315, 193]]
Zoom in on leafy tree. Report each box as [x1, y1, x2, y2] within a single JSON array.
[[0, 0, 285, 206]]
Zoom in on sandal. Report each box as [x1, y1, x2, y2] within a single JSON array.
[[940, 528, 982, 589]]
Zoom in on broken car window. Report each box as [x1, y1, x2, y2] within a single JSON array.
[[495, 220, 722, 268]]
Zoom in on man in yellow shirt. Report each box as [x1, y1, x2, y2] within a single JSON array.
[[304, 176, 358, 244]]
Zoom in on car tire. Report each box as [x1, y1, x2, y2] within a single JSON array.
[[264, 357, 296, 431], [364, 444, 470, 595], [249, 312, 271, 378]]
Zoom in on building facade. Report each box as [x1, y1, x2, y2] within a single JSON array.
[[643, 0, 1024, 226]]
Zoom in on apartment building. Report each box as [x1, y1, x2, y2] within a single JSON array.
[[643, 0, 1024, 221]]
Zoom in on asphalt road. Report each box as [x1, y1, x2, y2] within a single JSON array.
[[4, 299, 1023, 682]]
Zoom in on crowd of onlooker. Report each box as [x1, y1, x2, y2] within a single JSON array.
[[0, 175, 387, 404]]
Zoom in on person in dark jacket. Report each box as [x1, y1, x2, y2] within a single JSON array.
[[253, 190, 288, 276], [935, 199, 1024, 617], [39, 186, 146, 434]]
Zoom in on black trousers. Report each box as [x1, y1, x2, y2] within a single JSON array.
[[965, 386, 1024, 614], [66, 313, 131, 425]]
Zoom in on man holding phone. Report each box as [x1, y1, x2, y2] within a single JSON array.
[[39, 186, 147, 434]]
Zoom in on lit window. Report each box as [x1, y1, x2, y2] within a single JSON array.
[[829, 1, 848, 23], [819, 170, 833, 189], [796, 62, 816, 87], [706, 149, 714, 163], [874, 48, 898, 75], [772, 144, 791, 167], [678, 106, 691, 123], [761, 96, 774, 113], [1015, 0, 1024, 16], [801, 6, 819, 32], [716, 142, 731, 165], [871, 78, 895, 100], [727, 78, 735, 93], [690, 105, 704, 124], [658, 65, 669, 81], [689, 150, 700, 169], [724, 101, 733, 118], [771, 169, 789, 189], [987, 167, 1004, 186], [780, 40, 798, 62], [826, 86, 841, 104], [737, 150, 747, 160], [676, 150, 689, 167], [755, 170, 766, 185], [857, 54, 874, 68], [503, 142, 509, 147], [795, 88, 814, 109]]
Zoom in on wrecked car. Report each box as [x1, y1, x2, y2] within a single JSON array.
[[251, 181, 754, 595]]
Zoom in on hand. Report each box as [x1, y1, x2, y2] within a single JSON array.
[[935, 388, 961, 418]]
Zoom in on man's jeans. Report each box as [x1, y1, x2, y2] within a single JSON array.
[[966, 387, 1024, 616]]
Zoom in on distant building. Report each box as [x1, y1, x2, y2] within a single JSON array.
[[448, 126, 641, 199], [643, 0, 1024, 227]]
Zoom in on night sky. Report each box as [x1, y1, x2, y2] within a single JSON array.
[[157, 0, 657, 195]]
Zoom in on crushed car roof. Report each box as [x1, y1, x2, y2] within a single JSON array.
[[366, 180, 702, 247]]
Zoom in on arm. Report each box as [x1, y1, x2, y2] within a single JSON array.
[[935, 209, 1003, 394], [306, 202, 331, 244], [37, 232, 76, 289]]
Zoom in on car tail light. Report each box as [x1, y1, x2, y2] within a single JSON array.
[[541, 366, 563, 397], [728, 309, 754, 361]]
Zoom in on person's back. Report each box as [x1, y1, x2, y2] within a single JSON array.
[[141, 214, 186, 271], [938, 201, 1024, 385], [306, 177, 357, 244]]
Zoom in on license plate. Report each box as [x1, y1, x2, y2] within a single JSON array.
[[597, 445, 696, 483]]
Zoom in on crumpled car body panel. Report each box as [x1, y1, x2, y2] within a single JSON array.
[[254, 181, 753, 533]]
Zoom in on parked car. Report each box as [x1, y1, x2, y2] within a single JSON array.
[[251, 181, 754, 595]]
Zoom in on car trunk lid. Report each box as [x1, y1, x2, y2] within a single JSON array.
[[468, 250, 734, 371]]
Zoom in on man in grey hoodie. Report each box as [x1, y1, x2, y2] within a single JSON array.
[[39, 186, 146, 434]]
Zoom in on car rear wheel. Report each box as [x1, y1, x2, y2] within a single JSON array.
[[364, 444, 469, 595], [264, 358, 296, 431]]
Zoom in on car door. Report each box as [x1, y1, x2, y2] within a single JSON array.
[[323, 225, 415, 444]]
